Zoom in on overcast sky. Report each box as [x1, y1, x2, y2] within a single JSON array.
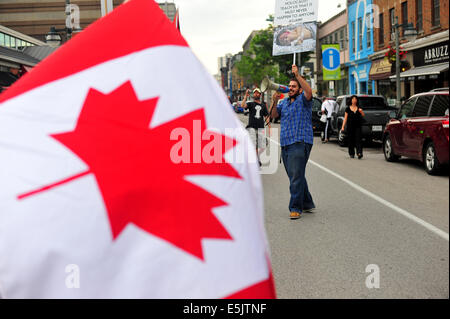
[[171, 0, 347, 75]]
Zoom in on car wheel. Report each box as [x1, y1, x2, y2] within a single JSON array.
[[338, 130, 347, 147], [424, 142, 441, 175], [383, 135, 400, 162]]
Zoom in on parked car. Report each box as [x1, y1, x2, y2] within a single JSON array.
[[327, 95, 395, 146], [232, 102, 244, 113], [311, 97, 326, 133], [238, 101, 249, 115], [383, 90, 449, 175]]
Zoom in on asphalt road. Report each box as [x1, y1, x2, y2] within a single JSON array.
[[237, 113, 449, 299]]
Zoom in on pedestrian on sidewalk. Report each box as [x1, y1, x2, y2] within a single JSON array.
[[340, 95, 365, 159], [242, 88, 269, 166], [321, 97, 336, 143], [271, 65, 315, 220]]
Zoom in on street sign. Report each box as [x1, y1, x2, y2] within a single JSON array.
[[322, 44, 341, 80]]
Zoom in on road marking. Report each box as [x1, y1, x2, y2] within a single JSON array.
[[309, 160, 449, 241]]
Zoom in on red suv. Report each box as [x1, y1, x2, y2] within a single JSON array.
[[383, 89, 449, 175]]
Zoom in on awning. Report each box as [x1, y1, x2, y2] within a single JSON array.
[[369, 58, 392, 80], [389, 62, 449, 79]]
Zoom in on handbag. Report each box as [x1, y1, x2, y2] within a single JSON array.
[[320, 114, 327, 123]]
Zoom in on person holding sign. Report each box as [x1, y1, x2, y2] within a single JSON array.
[[271, 65, 315, 220], [242, 88, 269, 167]]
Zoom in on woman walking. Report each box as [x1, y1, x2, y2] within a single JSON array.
[[340, 95, 365, 159]]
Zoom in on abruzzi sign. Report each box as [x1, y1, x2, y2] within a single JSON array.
[[413, 41, 449, 67]]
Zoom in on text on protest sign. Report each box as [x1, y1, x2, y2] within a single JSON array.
[[274, 0, 318, 26]]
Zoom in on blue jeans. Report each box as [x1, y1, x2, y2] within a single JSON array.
[[281, 142, 315, 213]]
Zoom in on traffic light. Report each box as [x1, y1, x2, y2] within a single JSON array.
[[391, 60, 411, 74], [400, 61, 411, 72]]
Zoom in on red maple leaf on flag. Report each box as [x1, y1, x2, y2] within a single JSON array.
[[18, 81, 241, 261]]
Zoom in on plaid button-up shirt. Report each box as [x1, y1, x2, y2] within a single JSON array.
[[277, 93, 314, 147]]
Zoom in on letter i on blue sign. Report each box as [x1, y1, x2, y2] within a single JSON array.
[[328, 50, 334, 69]]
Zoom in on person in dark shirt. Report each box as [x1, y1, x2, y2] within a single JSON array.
[[242, 88, 269, 166], [340, 95, 365, 159]]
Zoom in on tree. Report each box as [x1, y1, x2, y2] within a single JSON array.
[[236, 16, 312, 87]]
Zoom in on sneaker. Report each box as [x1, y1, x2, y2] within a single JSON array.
[[290, 211, 301, 219], [357, 154, 363, 159], [303, 208, 315, 213], [350, 155, 355, 158]]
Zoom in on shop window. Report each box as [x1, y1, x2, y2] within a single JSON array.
[[0, 33, 4, 47], [5, 34, 10, 47]]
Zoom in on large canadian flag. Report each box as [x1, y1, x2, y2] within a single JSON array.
[[0, 0, 275, 298]]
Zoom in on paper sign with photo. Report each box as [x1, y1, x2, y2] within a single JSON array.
[[272, 22, 317, 56]]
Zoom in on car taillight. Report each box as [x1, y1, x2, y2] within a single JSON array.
[[443, 120, 449, 141]]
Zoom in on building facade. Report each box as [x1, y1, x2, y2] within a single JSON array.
[[371, 0, 449, 104], [317, 9, 350, 97], [0, 1, 177, 42], [347, 0, 375, 94]]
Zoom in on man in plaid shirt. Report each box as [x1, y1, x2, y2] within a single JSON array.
[[271, 65, 315, 220]]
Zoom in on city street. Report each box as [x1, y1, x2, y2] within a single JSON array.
[[238, 113, 449, 299]]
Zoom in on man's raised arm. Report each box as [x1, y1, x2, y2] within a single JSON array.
[[292, 65, 312, 101]]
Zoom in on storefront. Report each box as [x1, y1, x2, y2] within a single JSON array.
[[390, 40, 449, 94], [318, 67, 349, 97], [348, 58, 375, 95], [369, 58, 396, 106]]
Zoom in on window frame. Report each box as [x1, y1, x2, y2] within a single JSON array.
[[398, 97, 417, 119], [416, 0, 423, 31], [358, 17, 363, 50], [389, 8, 395, 41], [366, 13, 371, 49], [401, 1, 408, 36], [351, 21, 355, 53], [379, 13, 384, 45], [429, 94, 449, 117], [412, 95, 434, 117], [431, 0, 440, 27]]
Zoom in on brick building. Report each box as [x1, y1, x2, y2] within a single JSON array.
[[370, 0, 448, 102]]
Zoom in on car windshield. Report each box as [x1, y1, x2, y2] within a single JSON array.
[[355, 97, 388, 109]]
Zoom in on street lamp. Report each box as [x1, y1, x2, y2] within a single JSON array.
[[45, 0, 82, 47], [45, 27, 62, 47], [392, 17, 418, 108]]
